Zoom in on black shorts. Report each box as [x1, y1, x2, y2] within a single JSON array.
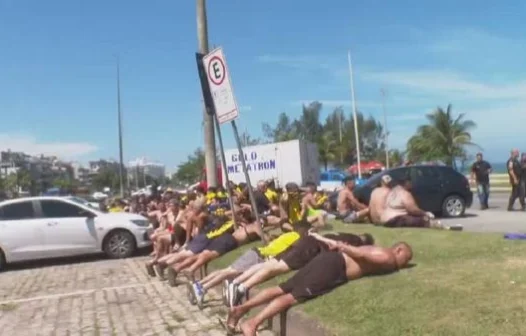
[[385, 215, 428, 228], [279, 251, 348, 303], [276, 236, 322, 270], [323, 233, 364, 248], [186, 234, 210, 254], [205, 234, 238, 255], [170, 226, 187, 247]]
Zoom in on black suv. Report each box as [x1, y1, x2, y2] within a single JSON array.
[[352, 165, 473, 218]]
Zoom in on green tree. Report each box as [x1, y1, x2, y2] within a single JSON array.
[[388, 149, 404, 167], [4, 169, 31, 195], [318, 131, 338, 171], [53, 178, 75, 191], [92, 168, 121, 192], [261, 101, 387, 169], [239, 131, 262, 147], [173, 148, 206, 186], [262, 112, 299, 142], [406, 104, 477, 167]]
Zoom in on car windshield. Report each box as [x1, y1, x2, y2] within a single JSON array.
[[66, 197, 101, 212]]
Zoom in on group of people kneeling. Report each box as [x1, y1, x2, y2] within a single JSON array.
[[143, 178, 415, 336]]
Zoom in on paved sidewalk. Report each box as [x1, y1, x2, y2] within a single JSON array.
[[0, 256, 274, 336]]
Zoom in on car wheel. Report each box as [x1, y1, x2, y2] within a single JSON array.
[[104, 230, 136, 259], [0, 249, 6, 271], [442, 195, 466, 218]]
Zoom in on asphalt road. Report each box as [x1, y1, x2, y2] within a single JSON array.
[[443, 192, 526, 233]]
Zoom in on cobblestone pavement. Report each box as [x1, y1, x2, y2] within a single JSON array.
[[0, 256, 275, 336]]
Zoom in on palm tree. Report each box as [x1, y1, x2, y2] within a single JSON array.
[[406, 104, 478, 167], [318, 131, 338, 171]]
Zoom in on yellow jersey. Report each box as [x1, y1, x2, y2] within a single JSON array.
[[265, 189, 278, 204], [206, 220, 234, 239], [256, 232, 300, 258], [315, 193, 328, 207], [206, 192, 216, 204], [287, 199, 302, 223], [108, 207, 124, 213], [217, 191, 227, 199]]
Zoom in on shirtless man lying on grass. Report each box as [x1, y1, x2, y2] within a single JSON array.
[[187, 220, 312, 307], [226, 230, 375, 307], [225, 241, 413, 336]]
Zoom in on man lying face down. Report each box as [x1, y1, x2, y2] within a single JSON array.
[[226, 224, 375, 308], [186, 220, 313, 307], [226, 241, 413, 336]]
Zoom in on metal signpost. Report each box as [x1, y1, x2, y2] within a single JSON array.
[[199, 47, 264, 240], [196, 52, 237, 229]]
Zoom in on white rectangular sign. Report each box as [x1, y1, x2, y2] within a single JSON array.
[[203, 47, 239, 124]]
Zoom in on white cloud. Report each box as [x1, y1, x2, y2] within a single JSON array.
[[256, 54, 334, 70], [0, 134, 98, 159], [292, 100, 381, 108], [361, 70, 526, 100]]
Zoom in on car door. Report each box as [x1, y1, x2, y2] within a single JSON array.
[[409, 166, 443, 211], [37, 199, 99, 257], [0, 200, 49, 262]]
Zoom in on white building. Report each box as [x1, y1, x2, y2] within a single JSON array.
[[128, 157, 165, 181]]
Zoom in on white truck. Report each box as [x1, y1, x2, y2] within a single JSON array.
[[222, 140, 320, 188]]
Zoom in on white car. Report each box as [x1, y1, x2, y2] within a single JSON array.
[[0, 196, 152, 270]]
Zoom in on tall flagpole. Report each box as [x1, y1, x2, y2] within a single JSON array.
[[347, 50, 362, 178], [116, 57, 125, 197], [381, 88, 390, 169]]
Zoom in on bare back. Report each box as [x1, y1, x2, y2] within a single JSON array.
[[342, 245, 397, 280], [337, 189, 353, 213], [380, 186, 413, 223], [369, 187, 390, 224]]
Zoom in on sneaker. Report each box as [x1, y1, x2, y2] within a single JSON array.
[[145, 264, 156, 277], [154, 265, 165, 280], [222, 280, 230, 306], [186, 282, 197, 305], [167, 268, 178, 287], [193, 282, 205, 308], [228, 283, 238, 308]]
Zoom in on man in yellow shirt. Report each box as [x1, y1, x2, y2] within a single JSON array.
[[187, 220, 312, 307]]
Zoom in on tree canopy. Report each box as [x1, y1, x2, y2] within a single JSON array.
[[406, 104, 477, 167], [172, 101, 478, 185]]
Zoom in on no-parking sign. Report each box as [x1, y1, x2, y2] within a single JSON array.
[[203, 47, 239, 124]]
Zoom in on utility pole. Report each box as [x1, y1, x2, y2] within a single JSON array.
[[337, 106, 343, 164], [381, 89, 390, 169], [197, 0, 218, 187], [347, 50, 362, 178], [116, 56, 125, 197]]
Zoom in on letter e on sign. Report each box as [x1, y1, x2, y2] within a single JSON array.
[[203, 47, 239, 124]]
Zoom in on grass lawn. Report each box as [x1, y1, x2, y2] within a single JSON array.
[[210, 221, 526, 336]]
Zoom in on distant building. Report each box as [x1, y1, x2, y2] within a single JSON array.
[[0, 150, 74, 195], [128, 157, 165, 181]]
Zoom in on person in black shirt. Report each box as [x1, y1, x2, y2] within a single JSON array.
[[470, 153, 492, 210], [520, 153, 526, 207], [507, 149, 525, 211], [252, 181, 271, 215]]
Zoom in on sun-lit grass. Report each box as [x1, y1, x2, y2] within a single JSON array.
[[210, 221, 526, 336]]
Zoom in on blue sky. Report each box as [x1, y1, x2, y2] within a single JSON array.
[[1, 0, 525, 172]]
